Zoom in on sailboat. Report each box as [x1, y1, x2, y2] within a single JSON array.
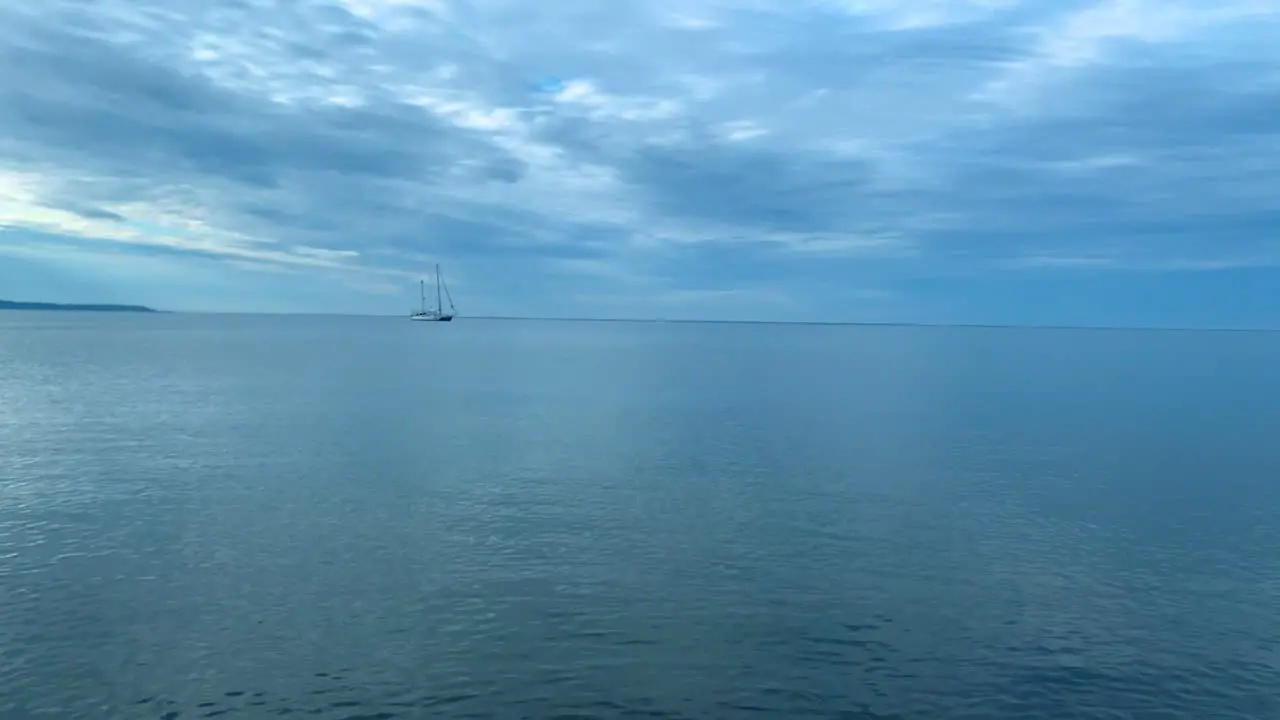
[[410, 264, 455, 322]]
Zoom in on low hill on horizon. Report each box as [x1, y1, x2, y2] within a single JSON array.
[[0, 299, 159, 313]]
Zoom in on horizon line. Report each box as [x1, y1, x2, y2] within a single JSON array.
[[2, 301, 1274, 332], [141, 310, 1280, 333]]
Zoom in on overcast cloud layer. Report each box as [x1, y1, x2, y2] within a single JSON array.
[[1, 0, 1278, 325]]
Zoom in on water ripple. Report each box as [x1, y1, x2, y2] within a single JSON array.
[[2, 317, 1279, 718]]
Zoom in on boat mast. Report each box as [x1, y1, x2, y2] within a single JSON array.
[[435, 264, 443, 315], [420, 280, 426, 314]]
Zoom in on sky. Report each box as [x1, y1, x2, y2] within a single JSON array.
[[0, 0, 1278, 327]]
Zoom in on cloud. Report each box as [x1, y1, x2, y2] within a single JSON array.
[[0, 0, 1278, 323]]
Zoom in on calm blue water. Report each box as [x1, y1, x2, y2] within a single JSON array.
[[1, 312, 1278, 719]]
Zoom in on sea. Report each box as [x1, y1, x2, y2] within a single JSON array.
[[1, 311, 1278, 719]]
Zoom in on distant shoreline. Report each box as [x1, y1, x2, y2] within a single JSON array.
[[0, 300, 159, 313]]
